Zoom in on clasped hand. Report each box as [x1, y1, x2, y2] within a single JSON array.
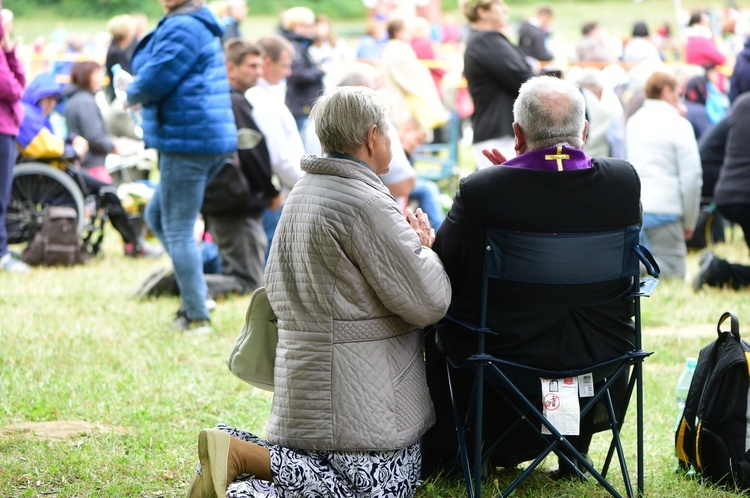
[[406, 207, 435, 248]]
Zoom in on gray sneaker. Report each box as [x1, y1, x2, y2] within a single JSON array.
[[173, 309, 212, 335], [0, 252, 30, 273], [692, 252, 717, 292]]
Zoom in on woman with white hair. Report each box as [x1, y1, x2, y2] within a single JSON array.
[[186, 86, 451, 498]]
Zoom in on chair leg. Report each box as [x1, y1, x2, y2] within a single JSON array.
[[636, 361, 644, 497], [447, 361, 475, 498], [473, 363, 485, 498]]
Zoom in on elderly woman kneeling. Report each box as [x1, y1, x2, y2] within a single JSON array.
[[186, 86, 451, 498]]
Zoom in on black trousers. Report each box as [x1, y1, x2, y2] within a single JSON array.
[[67, 167, 139, 245], [717, 203, 750, 251], [421, 328, 596, 478]]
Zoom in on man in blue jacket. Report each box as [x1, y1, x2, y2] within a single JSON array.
[[127, 0, 237, 334]]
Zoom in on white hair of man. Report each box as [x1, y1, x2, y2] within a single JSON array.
[[513, 76, 587, 150], [575, 67, 604, 94], [280, 6, 315, 31], [335, 62, 383, 90], [310, 86, 389, 155]]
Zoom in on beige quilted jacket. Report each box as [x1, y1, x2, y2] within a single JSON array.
[[264, 155, 451, 451]]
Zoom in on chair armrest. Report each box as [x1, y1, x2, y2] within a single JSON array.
[[633, 244, 660, 278], [636, 277, 659, 297]]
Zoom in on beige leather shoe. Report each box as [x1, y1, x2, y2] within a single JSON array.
[[198, 429, 230, 497]]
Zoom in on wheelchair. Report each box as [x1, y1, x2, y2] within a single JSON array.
[[7, 158, 109, 256]]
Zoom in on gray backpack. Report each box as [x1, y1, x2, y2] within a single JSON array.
[[22, 206, 88, 267]]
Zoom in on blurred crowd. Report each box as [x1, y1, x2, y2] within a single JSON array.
[[3, 0, 750, 285]]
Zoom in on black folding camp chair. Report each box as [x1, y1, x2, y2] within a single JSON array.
[[444, 224, 660, 498]]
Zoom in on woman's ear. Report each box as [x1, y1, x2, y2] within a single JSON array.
[[366, 124, 378, 156]]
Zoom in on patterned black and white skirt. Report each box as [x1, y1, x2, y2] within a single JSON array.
[[216, 424, 423, 498]]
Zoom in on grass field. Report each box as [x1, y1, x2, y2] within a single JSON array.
[[1, 197, 750, 497], [3, 1, 749, 496]]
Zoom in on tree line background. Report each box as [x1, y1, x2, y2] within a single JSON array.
[[4, 0, 611, 20], [4, 0, 433, 19]]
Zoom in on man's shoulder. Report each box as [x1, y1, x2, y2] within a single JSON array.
[[230, 89, 251, 107], [460, 157, 636, 188], [590, 156, 632, 168]]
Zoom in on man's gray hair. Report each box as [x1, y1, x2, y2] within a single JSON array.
[[310, 86, 389, 155], [513, 76, 586, 150]]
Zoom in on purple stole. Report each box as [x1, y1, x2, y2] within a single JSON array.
[[502, 145, 592, 171]]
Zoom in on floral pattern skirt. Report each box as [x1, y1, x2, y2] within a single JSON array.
[[216, 424, 423, 498]]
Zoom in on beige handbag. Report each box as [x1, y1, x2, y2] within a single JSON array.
[[226, 287, 278, 392]]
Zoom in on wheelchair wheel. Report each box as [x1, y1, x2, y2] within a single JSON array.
[[6, 163, 86, 244]]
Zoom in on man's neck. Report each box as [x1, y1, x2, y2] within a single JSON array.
[[230, 83, 251, 94]]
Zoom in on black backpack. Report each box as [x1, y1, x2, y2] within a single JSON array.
[[675, 312, 750, 488], [22, 206, 88, 267]]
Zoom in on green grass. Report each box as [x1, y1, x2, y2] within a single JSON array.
[[3, 2, 747, 495], [1, 218, 750, 497]]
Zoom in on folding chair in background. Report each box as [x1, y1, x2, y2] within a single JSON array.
[[444, 224, 660, 498]]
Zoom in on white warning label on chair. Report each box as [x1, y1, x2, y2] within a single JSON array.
[[540, 377, 580, 436]]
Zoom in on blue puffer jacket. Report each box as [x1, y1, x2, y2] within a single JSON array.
[[127, 5, 237, 154]]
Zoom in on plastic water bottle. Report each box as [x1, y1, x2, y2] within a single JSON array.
[[675, 357, 698, 472], [675, 357, 698, 427]]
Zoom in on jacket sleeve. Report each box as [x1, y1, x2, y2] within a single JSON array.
[[20, 127, 67, 159], [0, 48, 26, 104], [231, 93, 279, 200], [126, 19, 204, 106], [471, 35, 531, 93], [289, 49, 324, 85], [66, 97, 115, 155], [351, 195, 451, 328], [676, 120, 703, 231]]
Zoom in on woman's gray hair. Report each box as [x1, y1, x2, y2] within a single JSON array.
[[513, 76, 586, 150], [310, 86, 389, 155]]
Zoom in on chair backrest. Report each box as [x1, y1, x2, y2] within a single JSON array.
[[483, 224, 642, 285], [474, 224, 645, 359]]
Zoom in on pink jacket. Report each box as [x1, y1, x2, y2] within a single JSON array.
[[0, 46, 26, 136], [685, 29, 726, 67]]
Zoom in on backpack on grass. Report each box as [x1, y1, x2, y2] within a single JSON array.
[[675, 312, 750, 488], [22, 206, 88, 267]]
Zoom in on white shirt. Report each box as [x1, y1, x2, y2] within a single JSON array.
[[246, 78, 304, 191], [626, 99, 702, 230]]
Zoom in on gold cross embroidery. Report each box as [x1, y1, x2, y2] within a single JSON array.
[[544, 146, 570, 172]]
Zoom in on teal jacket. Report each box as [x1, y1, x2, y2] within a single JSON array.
[[127, 5, 237, 155]]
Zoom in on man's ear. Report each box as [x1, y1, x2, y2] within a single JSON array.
[[582, 120, 589, 144], [513, 122, 527, 153]]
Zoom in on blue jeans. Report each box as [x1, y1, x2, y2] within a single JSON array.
[[639, 213, 679, 251], [410, 179, 444, 230], [0, 134, 17, 259], [262, 206, 282, 264], [145, 152, 225, 320]]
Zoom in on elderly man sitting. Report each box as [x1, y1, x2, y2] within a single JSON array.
[[421, 75, 643, 478]]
